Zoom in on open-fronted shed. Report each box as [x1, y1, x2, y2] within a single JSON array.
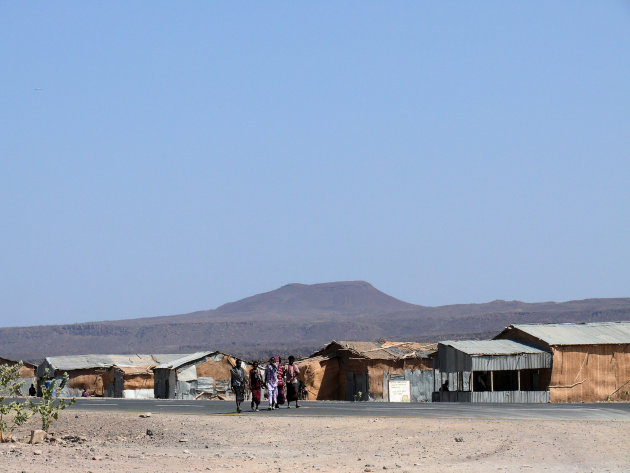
[[496, 321, 630, 402], [435, 339, 552, 402], [301, 339, 436, 402]]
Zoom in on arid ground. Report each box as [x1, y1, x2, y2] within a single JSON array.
[[2, 410, 629, 473]]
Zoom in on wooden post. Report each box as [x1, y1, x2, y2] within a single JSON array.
[[517, 370, 521, 391], [470, 371, 474, 392], [490, 371, 494, 392]]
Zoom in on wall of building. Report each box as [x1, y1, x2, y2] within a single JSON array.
[[438, 391, 550, 402], [364, 359, 432, 401], [0, 358, 36, 379], [155, 355, 250, 399], [549, 344, 630, 402], [104, 367, 155, 398], [67, 368, 109, 396], [299, 355, 433, 401], [297, 356, 340, 400], [154, 368, 176, 399], [37, 368, 110, 397], [1, 358, 37, 396], [195, 353, 240, 395]]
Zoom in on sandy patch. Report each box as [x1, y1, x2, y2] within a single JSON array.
[[1, 409, 628, 472]]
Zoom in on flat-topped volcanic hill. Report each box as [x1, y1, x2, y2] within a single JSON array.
[[2, 281, 630, 362]]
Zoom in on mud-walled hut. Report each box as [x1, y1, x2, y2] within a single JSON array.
[[153, 351, 250, 399], [0, 357, 37, 396], [36, 354, 186, 397], [299, 340, 436, 402], [495, 321, 630, 402], [105, 365, 155, 398]]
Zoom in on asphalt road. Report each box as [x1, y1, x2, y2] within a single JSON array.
[[45, 398, 630, 420]]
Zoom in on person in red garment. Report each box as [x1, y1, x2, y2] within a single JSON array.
[[249, 360, 263, 411], [275, 356, 285, 408]]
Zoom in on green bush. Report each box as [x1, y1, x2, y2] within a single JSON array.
[[0, 362, 33, 442], [30, 369, 75, 432]]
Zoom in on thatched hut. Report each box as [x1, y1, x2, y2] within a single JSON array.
[[299, 340, 436, 402]]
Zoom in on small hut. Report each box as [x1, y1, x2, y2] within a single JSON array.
[[104, 365, 155, 398], [300, 340, 436, 402], [0, 357, 37, 396], [36, 354, 186, 397], [153, 351, 250, 399]]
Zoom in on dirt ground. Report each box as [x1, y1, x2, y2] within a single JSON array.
[[1, 409, 629, 473]]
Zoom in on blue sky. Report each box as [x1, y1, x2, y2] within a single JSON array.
[[1, 2, 630, 326]]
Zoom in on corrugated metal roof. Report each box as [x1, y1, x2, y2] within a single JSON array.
[[153, 352, 216, 370], [437, 340, 552, 372], [43, 354, 188, 371], [439, 340, 548, 356], [504, 322, 630, 345]]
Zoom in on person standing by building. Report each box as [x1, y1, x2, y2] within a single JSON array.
[[264, 357, 278, 410], [249, 360, 263, 411], [284, 355, 300, 408], [230, 358, 246, 413], [275, 356, 285, 408]]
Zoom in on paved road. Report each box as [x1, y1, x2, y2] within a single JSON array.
[[51, 398, 630, 420]]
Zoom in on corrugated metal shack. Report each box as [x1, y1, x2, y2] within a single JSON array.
[[301, 340, 436, 402], [153, 352, 250, 399], [0, 357, 37, 396], [36, 354, 186, 397], [435, 340, 552, 402], [496, 321, 630, 402]]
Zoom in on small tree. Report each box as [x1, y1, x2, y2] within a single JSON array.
[[31, 370, 75, 432], [0, 362, 33, 442]]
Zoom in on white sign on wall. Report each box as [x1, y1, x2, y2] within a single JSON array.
[[388, 380, 411, 402]]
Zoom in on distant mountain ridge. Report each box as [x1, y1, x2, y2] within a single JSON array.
[[214, 281, 419, 317], [2, 281, 630, 362]]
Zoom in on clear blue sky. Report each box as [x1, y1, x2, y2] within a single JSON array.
[[2, 2, 630, 327]]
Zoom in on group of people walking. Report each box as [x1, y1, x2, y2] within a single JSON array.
[[230, 355, 300, 413]]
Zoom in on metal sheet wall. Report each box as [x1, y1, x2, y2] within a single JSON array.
[[470, 391, 550, 403], [438, 344, 551, 372], [196, 377, 214, 394], [176, 380, 196, 399], [438, 390, 549, 403], [470, 353, 551, 371], [404, 369, 434, 402], [433, 368, 471, 391]]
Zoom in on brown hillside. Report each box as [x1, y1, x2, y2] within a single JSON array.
[[1, 281, 630, 362]]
